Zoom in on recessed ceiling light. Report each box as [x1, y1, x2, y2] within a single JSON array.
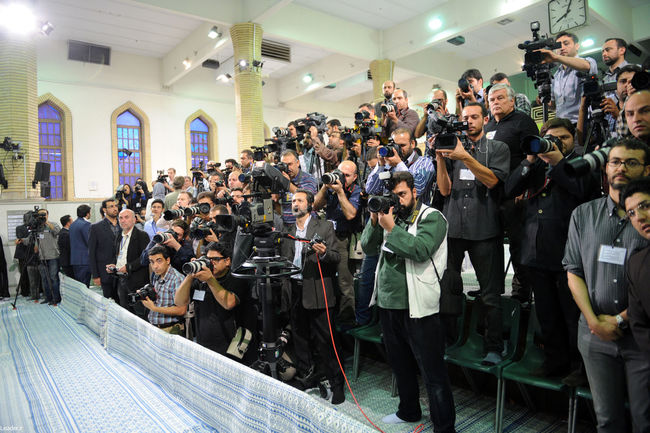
[[182, 58, 191, 69], [207, 26, 221, 39], [303, 73, 313, 84], [428, 18, 442, 31], [582, 38, 595, 48], [238, 59, 248, 68]]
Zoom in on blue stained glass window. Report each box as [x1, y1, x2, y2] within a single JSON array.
[[189, 117, 209, 169], [38, 102, 64, 199], [116, 110, 143, 187]]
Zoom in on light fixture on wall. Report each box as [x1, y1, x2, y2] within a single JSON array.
[[302, 73, 313, 84], [207, 26, 222, 39], [40, 21, 54, 36], [182, 58, 192, 69], [238, 59, 249, 68], [217, 73, 232, 83]]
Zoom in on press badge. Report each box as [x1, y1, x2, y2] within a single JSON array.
[[193, 290, 206, 301], [598, 245, 627, 266], [486, 131, 496, 140], [459, 169, 475, 181]]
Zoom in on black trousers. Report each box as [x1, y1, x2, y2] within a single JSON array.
[[524, 266, 580, 370], [379, 308, 456, 432], [447, 237, 504, 353], [101, 279, 119, 303], [290, 280, 343, 388], [501, 199, 531, 300]]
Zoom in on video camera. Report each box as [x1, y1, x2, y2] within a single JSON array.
[[156, 170, 168, 184], [580, 73, 618, 113], [266, 127, 299, 154], [294, 112, 328, 136], [429, 115, 469, 152], [189, 218, 221, 240], [518, 21, 561, 104], [26, 206, 47, 232], [128, 283, 157, 306]]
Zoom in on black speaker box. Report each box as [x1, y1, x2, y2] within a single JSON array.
[[34, 162, 51, 182]]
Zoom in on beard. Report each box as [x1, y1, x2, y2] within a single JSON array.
[[384, 91, 393, 100], [292, 207, 307, 218], [609, 175, 631, 190], [604, 57, 617, 67]]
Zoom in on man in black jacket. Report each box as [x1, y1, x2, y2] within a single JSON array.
[[107, 209, 150, 312], [58, 215, 73, 277], [89, 198, 120, 301], [504, 118, 598, 380], [280, 189, 344, 404]]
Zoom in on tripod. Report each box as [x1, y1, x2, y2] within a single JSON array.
[[583, 109, 610, 154], [11, 229, 51, 309], [231, 230, 300, 378]]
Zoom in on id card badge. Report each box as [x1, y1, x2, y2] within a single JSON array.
[[39, 233, 45, 239], [598, 245, 627, 266], [328, 219, 337, 231], [486, 131, 496, 140], [459, 169, 475, 181], [192, 290, 206, 301]]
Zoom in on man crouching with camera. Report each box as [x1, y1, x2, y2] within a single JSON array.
[[361, 171, 455, 430], [280, 189, 345, 404], [139, 245, 187, 335]]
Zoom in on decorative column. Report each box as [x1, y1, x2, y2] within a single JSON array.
[[0, 32, 40, 198], [230, 23, 264, 153], [369, 59, 395, 103]]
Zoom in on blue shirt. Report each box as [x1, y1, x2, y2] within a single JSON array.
[[366, 152, 435, 197], [551, 56, 598, 123], [281, 170, 318, 225], [143, 218, 162, 240], [325, 183, 361, 235]]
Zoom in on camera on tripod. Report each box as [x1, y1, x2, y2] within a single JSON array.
[[294, 112, 328, 136], [518, 21, 561, 104], [128, 283, 157, 306], [580, 73, 618, 112], [26, 206, 47, 232]]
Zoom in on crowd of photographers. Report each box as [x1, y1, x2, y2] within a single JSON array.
[[11, 31, 650, 431]]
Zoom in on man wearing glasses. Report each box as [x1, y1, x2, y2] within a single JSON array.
[[621, 177, 650, 358], [175, 241, 254, 360], [563, 138, 650, 432]]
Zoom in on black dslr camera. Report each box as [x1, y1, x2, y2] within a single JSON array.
[[367, 171, 402, 215], [380, 99, 397, 114], [128, 283, 157, 306], [321, 169, 343, 185], [521, 134, 563, 155], [518, 21, 561, 104]]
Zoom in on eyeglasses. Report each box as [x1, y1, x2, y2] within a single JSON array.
[[607, 159, 644, 169], [207, 256, 227, 262], [626, 200, 650, 219]]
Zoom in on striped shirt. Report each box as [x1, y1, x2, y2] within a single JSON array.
[[148, 266, 185, 326], [281, 170, 318, 225], [365, 152, 435, 198], [563, 196, 650, 316]]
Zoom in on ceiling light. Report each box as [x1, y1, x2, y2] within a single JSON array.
[[582, 38, 595, 48], [0, 3, 37, 35], [217, 73, 232, 83], [239, 59, 249, 68], [207, 26, 221, 39], [182, 58, 192, 69], [40, 21, 54, 36], [428, 18, 442, 31], [303, 73, 313, 84]]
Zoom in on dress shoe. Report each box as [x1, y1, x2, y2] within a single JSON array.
[[331, 384, 345, 405]]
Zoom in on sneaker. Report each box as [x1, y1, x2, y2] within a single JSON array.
[[481, 351, 503, 366], [562, 368, 589, 387], [381, 413, 409, 425]]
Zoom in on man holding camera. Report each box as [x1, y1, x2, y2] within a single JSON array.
[[436, 102, 511, 360], [366, 128, 434, 199], [538, 32, 598, 124], [361, 171, 455, 429], [141, 245, 187, 334], [504, 118, 597, 380], [240, 149, 254, 174], [455, 69, 485, 114], [280, 149, 318, 226], [107, 209, 150, 311], [141, 219, 194, 274], [563, 138, 650, 432], [175, 242, 254, 359], [380, 89, 419, 140], [34, 210, 62, 306], [415, 88, 449, 139], [313, 160, 361, 325], [281, 189, 344, 404], [374, 80, 396, 115]]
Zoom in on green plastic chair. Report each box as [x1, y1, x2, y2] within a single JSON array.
[[444, 296, 522, 430], [497, 304, 572, 432]]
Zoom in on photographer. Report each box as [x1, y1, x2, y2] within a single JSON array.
[[164, 176, 185, 210], [455, 69, 485, 114], [366, 128, 434, 198], [15, 213, 41, 300], [504, 118, 597, 381], [240, 149, 254, 174], [31, 209, 62, 306], [141, 245, 187, 334], [280, 149, 318, 225], [280, 190, 344, 404], [537, 32, 598, 124], [415, 88, 449, 139], [360, 171, 455, 428], [380, 89, 419, 139], [131, 179, 150, 212], [436, 102, 510, 360], [107, 209, 150, 311], [563, 138, 650, 432], [374, 80, 395, 115], [175, 242, 254, 360], [140, 219, 194, 274], [313, 161, 361, 324], [489, 73, 532, 116]]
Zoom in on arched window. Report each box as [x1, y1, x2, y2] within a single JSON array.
[[190, 117, 209, 169], [116, 110, 142, 187], [38, 103, 64, 199]]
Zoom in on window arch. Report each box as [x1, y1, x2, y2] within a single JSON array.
[[184, 110, 218, 173], [111, 101, 151, 190], [37, 94, 74, 200]]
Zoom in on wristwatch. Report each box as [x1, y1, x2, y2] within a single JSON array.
[[615, 314, 627, 330]]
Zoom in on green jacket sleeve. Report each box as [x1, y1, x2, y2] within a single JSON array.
[[384, 211, 446, 263], [361, 219, 383, 256]]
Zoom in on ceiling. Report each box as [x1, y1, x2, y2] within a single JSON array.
[[32, 0, 647, 103]]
